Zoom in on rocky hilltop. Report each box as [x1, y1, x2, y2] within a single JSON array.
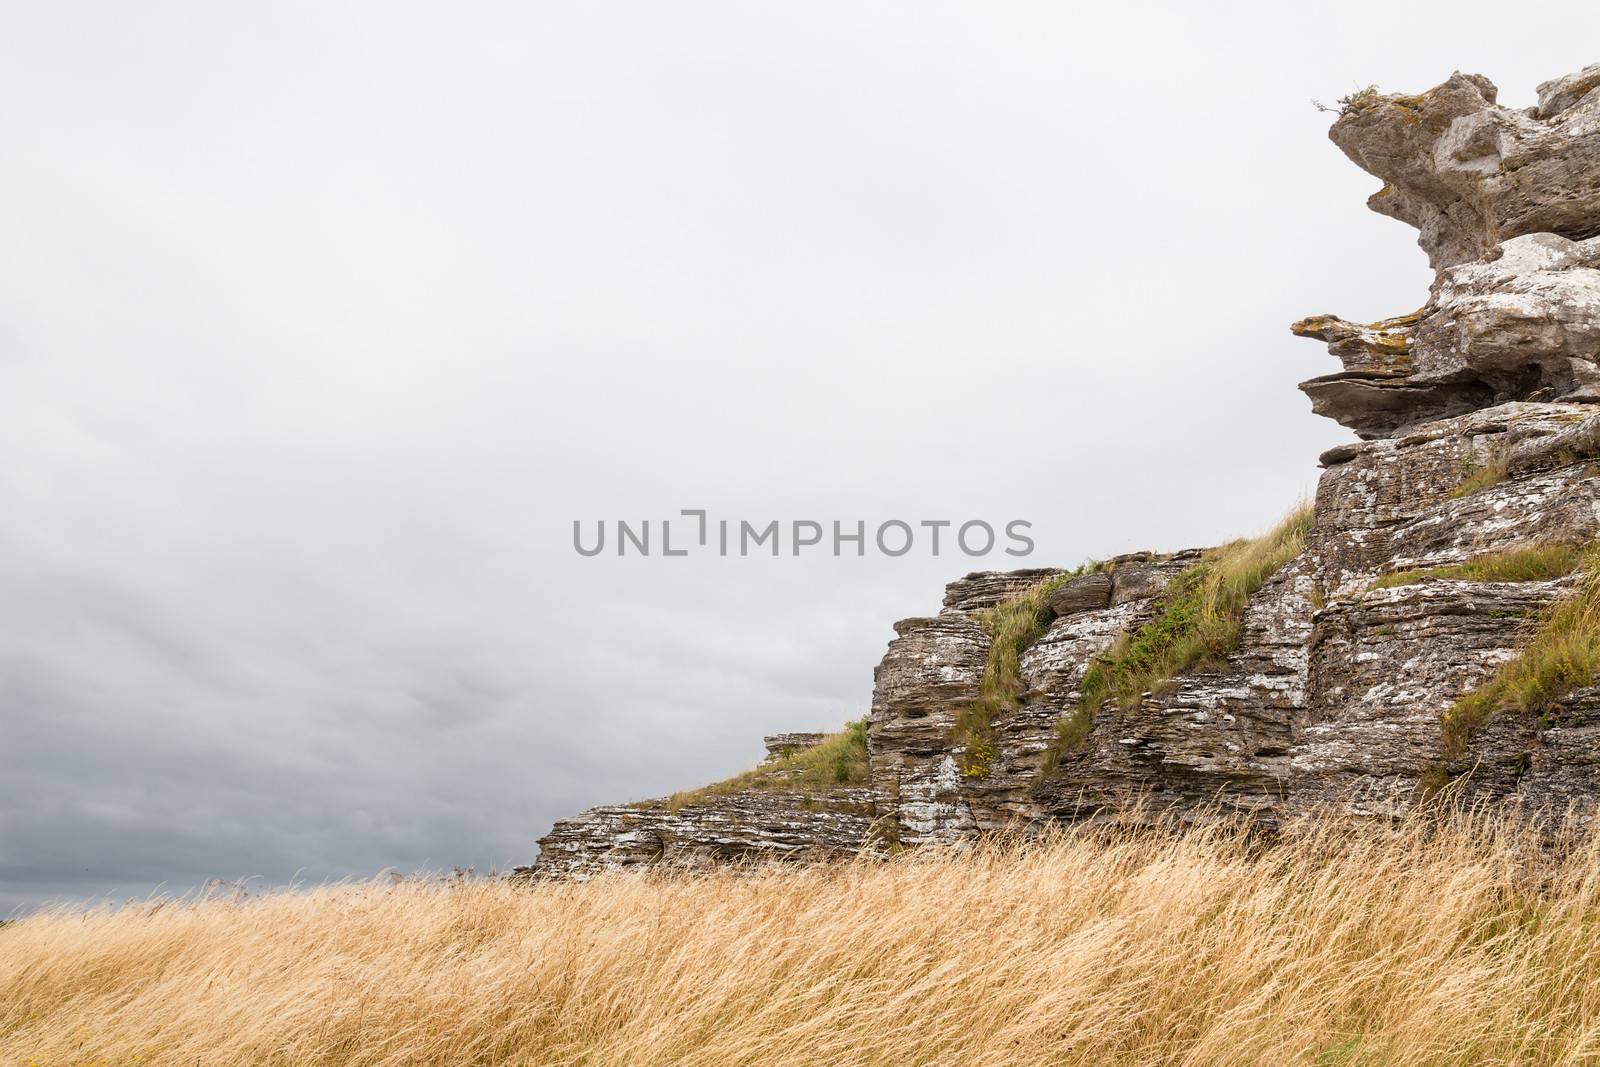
[[530, 64, 1600, 877]]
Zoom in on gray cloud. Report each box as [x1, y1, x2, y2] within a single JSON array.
[[3, 0, 1597, 912]]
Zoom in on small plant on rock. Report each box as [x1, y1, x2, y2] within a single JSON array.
[[1450, 450, 1509, 499]]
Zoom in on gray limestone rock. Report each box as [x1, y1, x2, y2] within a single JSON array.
[[1291, 63, 1600, 437], [527, 789, 882, 879], [1045, 571, 1112, 617], [1293, 235, 1600, 437], [763, 733, 825, 760], [1329, 69, 1600, 271]]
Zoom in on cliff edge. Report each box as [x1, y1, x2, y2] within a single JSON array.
[[529, 65, 1600, 877]]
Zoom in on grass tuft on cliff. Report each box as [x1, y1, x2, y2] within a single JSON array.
[[952, 569, 1090, 777], [12, 811, 1600, 1064], [665, 718, 868, 811], [1368, 542, 1584, 591], [1449, 451, 1508, 499], [1043, 504, 1313, 768], [1443, 545, 1600, 757]]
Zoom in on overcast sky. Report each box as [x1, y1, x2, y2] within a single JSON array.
[[2, 1, 1595, 913]]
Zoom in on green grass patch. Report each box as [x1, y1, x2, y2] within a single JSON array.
[[1040, 504, 1313, 776], [1368, 543, 1584, 591], [666, 718, 868, 811], [1443, 546, 1600, 757]]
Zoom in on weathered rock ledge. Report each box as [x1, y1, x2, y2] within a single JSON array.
[[531, 64, 1600, 877], [528, 789, 882, 879], [1292, 67, 1600, 438]]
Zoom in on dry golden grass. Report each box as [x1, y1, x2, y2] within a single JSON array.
[[9, 811, 1600, 1065], [665, 719, 868, 811]]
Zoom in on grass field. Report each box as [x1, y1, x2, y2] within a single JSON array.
[[6, 810, 1600, 1065]]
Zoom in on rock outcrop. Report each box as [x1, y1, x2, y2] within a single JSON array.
[[1294, 234, 1600, 437], [762, 733, 825, 759], [1329, 68, 1600, 271], [532, 64, 1600, 876], [529, 789, 881, 879], [1296, 67, 1600, 438]]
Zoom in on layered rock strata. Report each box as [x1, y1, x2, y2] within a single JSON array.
[[533, 64, 1600, 876], [528, 789, 881, 879]]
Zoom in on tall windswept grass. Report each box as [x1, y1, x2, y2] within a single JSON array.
[[8, 811, 1600, 1065]]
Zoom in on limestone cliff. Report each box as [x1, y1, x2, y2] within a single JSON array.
[[529, 65, 1600, 877]]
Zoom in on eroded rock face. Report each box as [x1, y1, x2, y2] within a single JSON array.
[[868, 607, 991, 845], [1416, 235, 1600, 384], [855, 407, 1600, 839], [1296, 577, 1575, 815], [1294, 234, 1600, 437], [874, 552, 1200, 841], [1293, 64, 1600, 437], [1330, 68, 1600, 271], [1310, 402, 1600, 592], [532, 408, 1600, 874], [529, 64, 1600, 876]]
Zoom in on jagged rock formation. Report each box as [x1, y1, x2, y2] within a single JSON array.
[[532, 64, 1600, 876], [1294, 234, 1600, 437], [1330, 68, 1600, 271], [1296, 67, 1600, 438]]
